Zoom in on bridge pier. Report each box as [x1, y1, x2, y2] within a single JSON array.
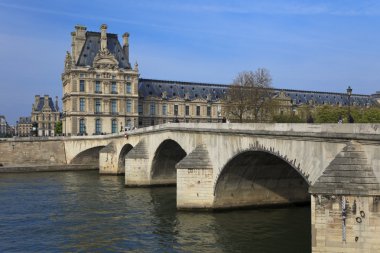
[[99, 143, 119, 175], [124, 139, 152, 186], [176, 145, 215, 209], [309, 141, 380, 252]]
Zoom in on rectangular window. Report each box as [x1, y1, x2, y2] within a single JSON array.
[[207, 106, 211, 117], [150, 103, 156, 115], [80, 80, 85, 92], [185, 105, 189, 116], [111, 82, 117, 94], [79, 119, 85, 134], [174, 105, 178, 116], [162, 104, 167, 116], [95, 119, 102, 134], [126, 100, 132, 113], [95, 81, 101, 93], [196, 106, 201, 116], [138, 104, 143, 115], [126, 82, 132, 94], [111, 119, 117, 133], [111, 100, 117, 114], [80, 98, 85, 112], [95, 99, 101, 113]]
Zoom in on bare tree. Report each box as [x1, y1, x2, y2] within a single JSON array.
[[224, 69, 275, 122]]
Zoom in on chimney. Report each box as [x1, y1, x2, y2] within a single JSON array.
[[34, 95, 40, 110], [72, 25, 87, 63], [55, 96, 59, 112], [100, 24, 108, 51], [44, 95, 49, 108], [122, 32, 130, 67]]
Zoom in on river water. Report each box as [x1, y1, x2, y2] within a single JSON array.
[[0, 171, 311, 252]]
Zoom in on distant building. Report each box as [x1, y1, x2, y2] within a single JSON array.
[[0, 115, 7, 137], [31, 95, 60, 136], [137, 79, 375, 126], [17, 117, 32, 137], [138, 79, 224, 126]]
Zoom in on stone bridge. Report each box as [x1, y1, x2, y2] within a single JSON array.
[[2, 123, 380, 252]]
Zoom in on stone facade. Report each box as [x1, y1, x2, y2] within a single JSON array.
[[62, 24, 139, 136], [138, 79, 225, 127], [31, 95, 60, 136], [16, 116, 32, 137], [137, 79, 376, 127], [0, 115, 8, 137]]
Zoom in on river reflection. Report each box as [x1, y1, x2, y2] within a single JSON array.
[[0, 171, 310, 252]]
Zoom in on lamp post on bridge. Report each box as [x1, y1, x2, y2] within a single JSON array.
[[346, 86, 352, 123]]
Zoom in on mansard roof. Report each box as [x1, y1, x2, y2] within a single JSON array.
[[34, 97, 59, 112], [138, 78, 374, 106], [139, 79, 228, 102], [76, 31, 129, 69], [18, 117, 31, 124]]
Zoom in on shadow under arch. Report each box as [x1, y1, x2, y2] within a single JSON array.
[[70, 146, 106, 168], [151, 139, 186, 185], [118, 144, 134, 173], [214, 150, 310, 209]]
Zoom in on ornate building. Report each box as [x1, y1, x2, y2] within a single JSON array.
[[31, 95, 60, 136], [16, 116, 32, 137], [137, 79, 375, 126], [138, 79, 225, 126], [62, 24, 379, 130], [62, 24, 139, 136]]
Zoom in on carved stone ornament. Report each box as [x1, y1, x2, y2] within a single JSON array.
[[93, 49, 119, 70], [64, 51, 72, 71]]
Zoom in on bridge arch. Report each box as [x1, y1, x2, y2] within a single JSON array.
[[70, 145, 106, 167], [214, 150, 310, 209], [151, 139, 187, 185], [118, 143, 134, 173]]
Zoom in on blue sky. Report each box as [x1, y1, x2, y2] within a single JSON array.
[[0, 0, 380, 124]]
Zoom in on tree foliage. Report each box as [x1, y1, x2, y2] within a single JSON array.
[[224, 69, 275, 122], [272, 114, 304, 123], [55, 121, 62, 135], [314, 105, 380, 123]]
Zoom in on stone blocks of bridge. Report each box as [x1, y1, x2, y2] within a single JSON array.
[[124, 139, 152, 186], [176, 144, 215, 209], [309, 141, 380, 252], [99, 142, 118, 175], [177, 168, 214, 209]]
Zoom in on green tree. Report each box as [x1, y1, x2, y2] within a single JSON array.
[[55, 121, 62, 135]]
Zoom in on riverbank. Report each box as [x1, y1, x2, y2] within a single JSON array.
[[0, 164, 97, 173]]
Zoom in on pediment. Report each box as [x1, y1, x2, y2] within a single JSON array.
[[93, 49, 119, 69]]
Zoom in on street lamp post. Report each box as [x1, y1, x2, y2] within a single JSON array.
[[347, 86, 352, 122]]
